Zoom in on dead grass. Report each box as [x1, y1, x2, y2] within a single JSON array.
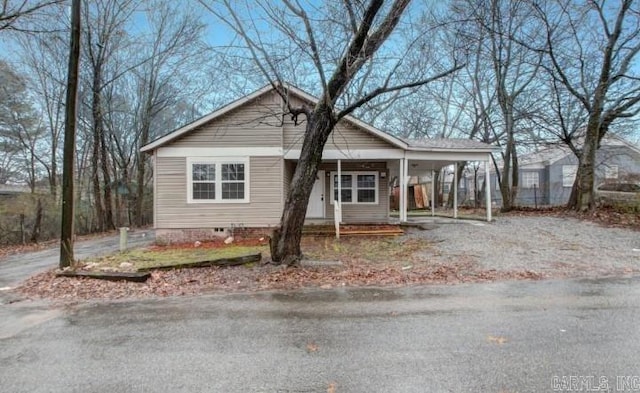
[[16, 233, 547, 302], [77, 235, 429, 271], [85, 245, 267, 270], [301, 236, 430, 267]]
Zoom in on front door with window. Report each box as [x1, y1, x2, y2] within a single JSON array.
[[306, 170, 325, 218]]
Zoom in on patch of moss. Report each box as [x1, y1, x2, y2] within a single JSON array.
[[83, 245, 267, 270]]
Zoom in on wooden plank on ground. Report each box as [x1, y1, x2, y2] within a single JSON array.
[[56, 270, 151, 282], [137, 253, 262, 271]]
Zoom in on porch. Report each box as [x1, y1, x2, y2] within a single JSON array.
[[287, 138, 497, 227]]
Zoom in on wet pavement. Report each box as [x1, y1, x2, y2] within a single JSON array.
[[0, 229, 155, 291], [1, 276, 640, 392]]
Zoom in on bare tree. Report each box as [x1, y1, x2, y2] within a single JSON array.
[[532, 0, 640, 211], [0, 0, 62, 32], [128, 0, 209, 226], [15, 33, 68, 197], [455, 0, 543, 211], [82, 0, 138, 231], [202, 0, 464, 264]]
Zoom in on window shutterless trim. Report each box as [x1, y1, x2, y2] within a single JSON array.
[[186, 157, 250, 203], [329, 171, 379, 205]]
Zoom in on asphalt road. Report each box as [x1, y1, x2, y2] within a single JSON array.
[[2, 276, 640, 392], [0, 229, 155, 289]]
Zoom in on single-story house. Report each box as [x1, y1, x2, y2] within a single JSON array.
[[486, 136, 640, 207], [141, 84, 497, 243]]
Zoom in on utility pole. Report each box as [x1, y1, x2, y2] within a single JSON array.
[[60, 0, 81, 268]]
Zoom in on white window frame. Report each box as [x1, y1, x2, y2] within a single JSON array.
[[330, 171, 379, 205], [521, 171, 540, 189], [186, 157, 250, 203], [562, 165, 577, 187]]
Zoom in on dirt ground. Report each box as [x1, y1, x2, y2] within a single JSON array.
[[9, 210, 640, 302]]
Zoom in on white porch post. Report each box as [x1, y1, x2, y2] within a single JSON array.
[[485, 156, 492, 222], [403, 158, 409, 222], [398, 158, 405, 222], [431, 169, 435, 217], [335, 159, 342, 238], [453, 162, 458, 219], [337, 159, 342, 207]]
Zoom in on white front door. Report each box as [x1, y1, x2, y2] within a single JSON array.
[[306, 170, 325, 218]]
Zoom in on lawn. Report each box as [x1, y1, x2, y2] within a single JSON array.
[[78, 235, 429, 272]]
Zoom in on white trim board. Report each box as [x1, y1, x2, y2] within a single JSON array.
[[284, 148, 405, 160], [159, 147, 283, 158]]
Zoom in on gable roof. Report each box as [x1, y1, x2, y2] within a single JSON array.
[[517, 135, 640, 168], [141, 83, 408, 153]]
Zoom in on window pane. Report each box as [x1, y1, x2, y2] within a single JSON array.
[[222, 164, 245, 181], [334, 189, 352, 202], [522, 172, 539, 188], [193, 183, 215, 199], [357, 174, 375, 188], [222, 182, 245, 200], [334, 174, 351, 188], [192, 164, 215, 181], [357, 189, 376, 202]]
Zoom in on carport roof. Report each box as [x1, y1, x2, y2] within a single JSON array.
[[403, 137, 498, 152]]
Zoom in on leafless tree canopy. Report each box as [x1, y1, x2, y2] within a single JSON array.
[[1, 0, 640, 249]]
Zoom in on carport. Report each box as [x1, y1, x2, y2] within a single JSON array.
[[388, 138, 498, 223]]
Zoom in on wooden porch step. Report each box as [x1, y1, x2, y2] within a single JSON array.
[[303, 226, 404, 236]]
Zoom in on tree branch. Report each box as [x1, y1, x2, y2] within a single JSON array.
[[337, 62, 465, 119]]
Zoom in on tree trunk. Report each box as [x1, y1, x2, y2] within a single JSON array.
[[446, 161, 466, 208], [270, 106, 335, 265], [432, 170, 441, 207], [510, 144, 519, 206], [50, 155, 57, 199], [19, 214, 25, 245], [91, 71, 105, 232], [30, 197, 43, 243], [99, 122, 115, 230], [135, 118, 151, 227], [499, 122, 518, 212], [569, 119, 599, 211]]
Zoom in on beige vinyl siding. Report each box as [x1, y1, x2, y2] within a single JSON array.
[[156, 156, 284, 228], [283, 160, 295, 202], [171, 92, 283, 148], [321, 162, 389, 223], [283, 120, 392, 151]]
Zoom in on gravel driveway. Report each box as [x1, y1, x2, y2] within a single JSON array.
[[410, 216, 640, 278]]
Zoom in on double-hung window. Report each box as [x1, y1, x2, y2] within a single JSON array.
[[330, 171, 378, 205], [562, 165, 577, 187], [187, 158, 249, 203], [521, 172, 540, 188]]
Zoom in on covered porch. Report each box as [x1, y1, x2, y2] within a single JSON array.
[[288, 138, 497, 227]]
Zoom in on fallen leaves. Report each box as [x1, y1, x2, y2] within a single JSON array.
[[487, 335, 509, 345], [15, 259, 547, 302], [505, 206, 640, 231], [306, 342, 319, 353], [12, 233, 547, 302]]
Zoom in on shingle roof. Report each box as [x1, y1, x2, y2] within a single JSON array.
[[403, 137, 496, 151]]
